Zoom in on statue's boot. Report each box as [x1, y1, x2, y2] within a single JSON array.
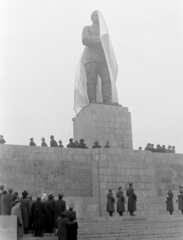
[[87, 83, 96, 103], [102, 82, 112, 104]]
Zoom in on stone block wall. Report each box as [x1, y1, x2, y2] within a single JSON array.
[[0, 144, 99, 218], [0, 144, 183, 217], [73, 103, 133, 149], [93, 148, 183, 216]]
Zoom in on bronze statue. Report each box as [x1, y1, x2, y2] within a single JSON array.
[[74, 11, 119, 114]]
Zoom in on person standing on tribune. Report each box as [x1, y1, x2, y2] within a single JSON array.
[[166, 189, 174, 215]]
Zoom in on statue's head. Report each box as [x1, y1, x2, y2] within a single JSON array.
[[91, 11, 99, 25]]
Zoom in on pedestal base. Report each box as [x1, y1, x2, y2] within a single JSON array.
[[73, 103, 133, 149]]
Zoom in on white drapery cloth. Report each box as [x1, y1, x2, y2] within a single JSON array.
[[74, 11, 118, 114]]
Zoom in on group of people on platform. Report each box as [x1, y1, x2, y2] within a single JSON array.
[[139, 143, 176, 153], [107, 183, 137, 217], [0, 186, 78, 240], [29, 136, 110, 149]]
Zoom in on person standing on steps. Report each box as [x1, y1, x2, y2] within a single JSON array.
[[126, 183, 137, 216], [106, 189, 115, 216], [177, 186, 183, 214], [166, 188, 174, 215], [116, 187, 125, 216]]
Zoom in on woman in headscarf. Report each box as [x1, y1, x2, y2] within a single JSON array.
[[20, 190, 29, 233], [11, 198, 23, 240]]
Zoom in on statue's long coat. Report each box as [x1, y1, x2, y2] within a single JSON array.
[[106, 192, 115, 212], [20, 197, 29, 229], [54, 199, 66, 227], [2, 193, 13, 215], [166, 192, 174, 212], [126, 187, 137, 212], [11, 203, 23, 240], [116, 190, 125, 213]]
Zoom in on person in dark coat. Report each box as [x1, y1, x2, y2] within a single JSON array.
[[44, 193, 55, 233], [106, 189, 115, 216], [31, 195, 45, 237], [27, 195, 34, 231], [0, 185, 4, 215], [62, 203, 76, 220], [126, 183, 137, 216], [166, 189, 174, 215], [50, 135, 58, 147], [0, 135, 6, 144], [67, 138, 76, 148], [41, 137, 47, 147], [29, 138, 36, 146], [58, 213, 69, 240], [66, 215, 78, 240], [104, 141, 110, 148], [177, 186, 183, 214], [20, 190, 30, 233], [77, 139, 88, 149], [2, 188, 13, 215], [116, 187, 125, 216], [54, 193, 66, 228], [92, 141, 101, 149], [58, 140, 64, 148]]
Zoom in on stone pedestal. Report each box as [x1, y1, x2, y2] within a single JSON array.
[[73, 103, 133, 149]]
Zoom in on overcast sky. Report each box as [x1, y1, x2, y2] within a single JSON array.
[[0, 0, 183, 152]]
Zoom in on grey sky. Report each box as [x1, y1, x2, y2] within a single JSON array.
[[0, 0, 183, 152]]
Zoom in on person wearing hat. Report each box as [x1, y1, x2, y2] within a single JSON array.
[[29, 138, 36, 146], [54, 193, 66, 229], [20, 190, 29, 233], [78, 139, 88, 149], [166, 188, 174, 215], [41, 137, 47, 147], [2, 188, 13, 215], [67, 138, 76, 148], [66, 214, 78, 240], [57, 212, 72, 240], [106, 189, 115, 216], [41, 192, 48, 202], [104, 141, 110, 148], [177, 186, 183, 214], [27, 194, 34, 231], [44, 193, 55, 233], [0, 135, 6, 144], [58, 140, 64, 148], [11, 192, 19, 208], [116, 187, 125, 216], [62, 203, 76, 220], [0, 185, 4, 215], [31, 195, 45, 237], [50, 135, 58, 147], [92, 141, 101, 149], [126, 183, 137, 216], [11, 198, 23, 240]]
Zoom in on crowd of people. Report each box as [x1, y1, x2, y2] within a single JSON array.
[[0, 134, 177, 153], [107, 183, 137, 217], [138, 143, 176, 153], [0, 185, 78, 240]]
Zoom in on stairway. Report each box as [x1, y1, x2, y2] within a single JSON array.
[[22, 215, 183, 240]]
